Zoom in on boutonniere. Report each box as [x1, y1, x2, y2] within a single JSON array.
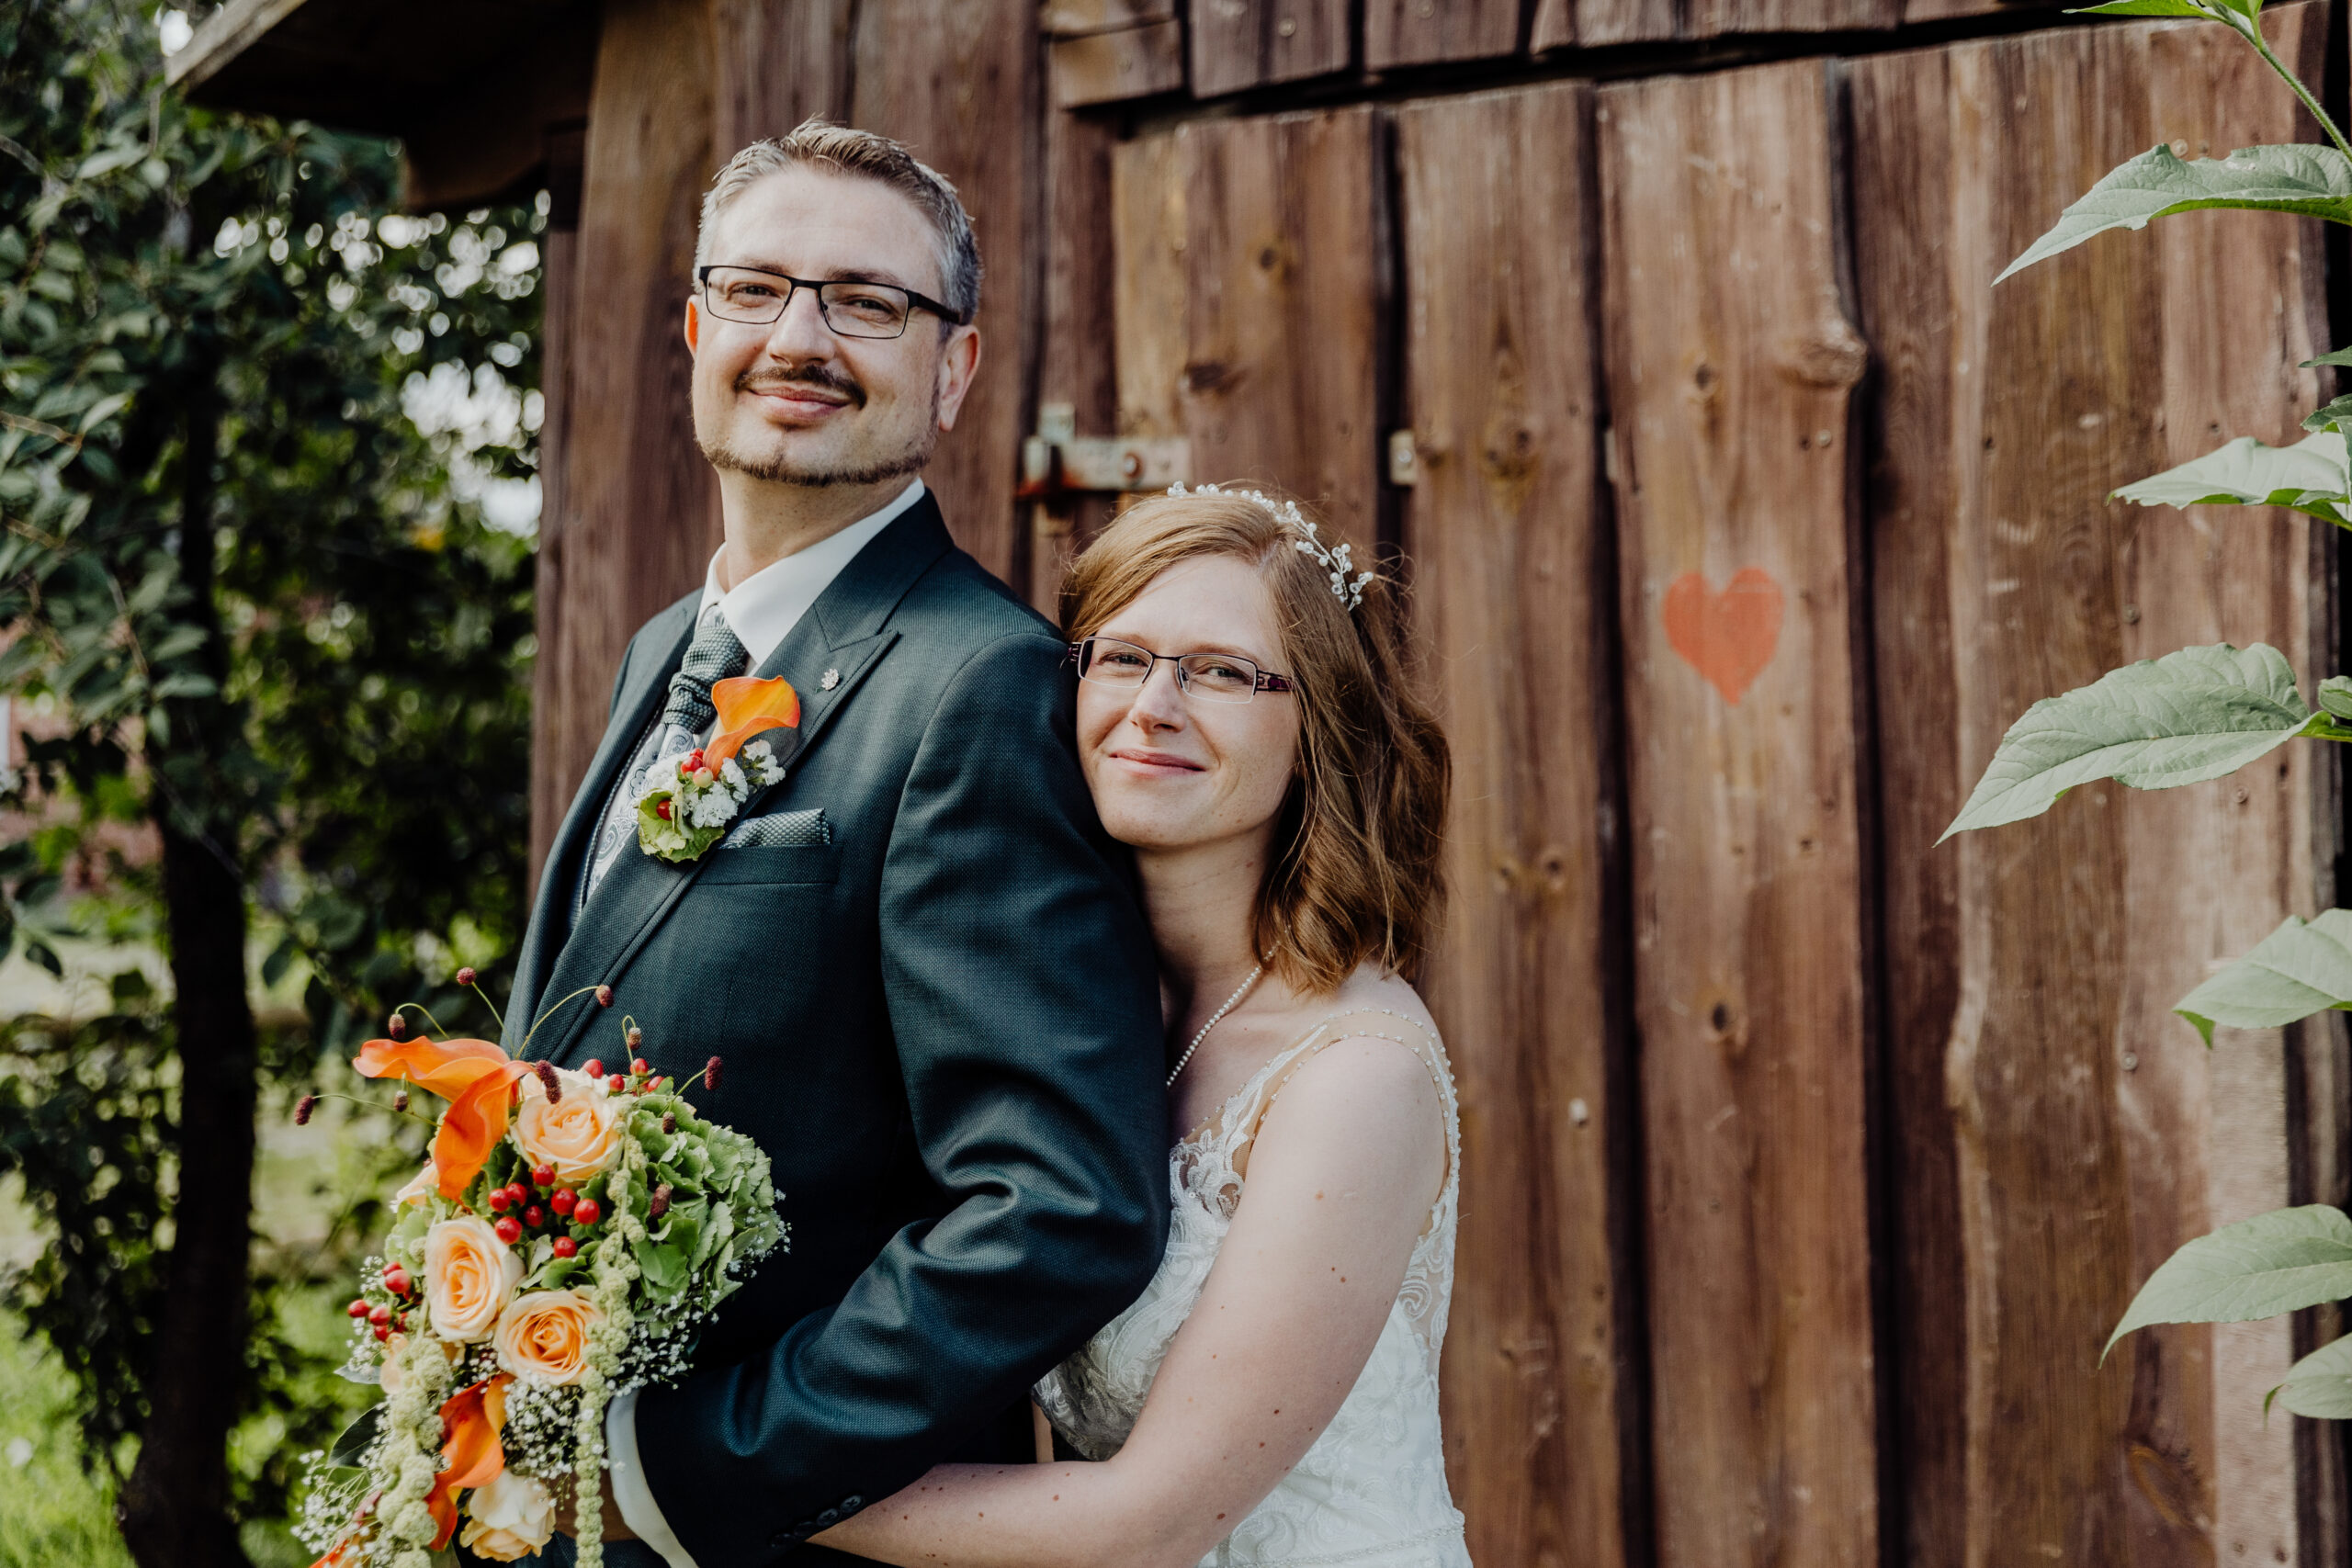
[[635, 674, 799, 863]]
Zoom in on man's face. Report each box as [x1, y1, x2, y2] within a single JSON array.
[[686, 165, 979, 487]]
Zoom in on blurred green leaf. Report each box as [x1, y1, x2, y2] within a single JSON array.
[[2109, 1206, 2352, 1359]]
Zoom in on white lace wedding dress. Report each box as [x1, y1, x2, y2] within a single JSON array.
[[1035, 1009, 1473, 1567]]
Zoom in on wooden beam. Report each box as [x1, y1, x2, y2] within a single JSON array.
[[1396, 80, 1640, 1568], [1051, 21, 1186, 107], [1366, 0, 1522, 69], [1189, 0, 1354, 97], [164, 0, 308, 95], [1598, 58, 1880, 1568]]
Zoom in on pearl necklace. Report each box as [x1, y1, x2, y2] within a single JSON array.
[[1166, 963, 1266, 1089]]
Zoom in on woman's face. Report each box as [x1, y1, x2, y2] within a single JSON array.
[[1078, 554, 1302, 855]]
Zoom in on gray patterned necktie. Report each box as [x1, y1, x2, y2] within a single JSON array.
[[579, 607, 749, 908]]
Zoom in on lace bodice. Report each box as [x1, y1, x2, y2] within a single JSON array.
[[1034, 1010, 1472, 1568]]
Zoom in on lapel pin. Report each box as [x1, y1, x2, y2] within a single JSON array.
[[820, 668, 840, 691]]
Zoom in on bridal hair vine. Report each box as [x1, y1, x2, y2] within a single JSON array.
[[1168, 481, 1377, 611]]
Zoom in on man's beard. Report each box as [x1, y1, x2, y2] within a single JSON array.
[[697, 366, 940, 487]]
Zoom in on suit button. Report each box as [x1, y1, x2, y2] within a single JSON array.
[[771, 1531, 793, 1549], [842, 1495, 864, 1513], [817, 1508, 839, 1528]]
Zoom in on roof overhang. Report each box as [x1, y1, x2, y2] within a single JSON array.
[[166, 0, 596, 211]]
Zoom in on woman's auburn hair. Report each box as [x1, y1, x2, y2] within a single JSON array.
[[1060, 488, 1452, 995]]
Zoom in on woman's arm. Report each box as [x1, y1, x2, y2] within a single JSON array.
[[815, 1035, 1445, 1568]]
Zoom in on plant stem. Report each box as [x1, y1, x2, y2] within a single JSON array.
[[308, 1089, 436, 1129], [465, 977, 506, 1036], [521, 986, 606, 1051], [394, 1000, 455, 1040], [2238, 11, 2352, 162]]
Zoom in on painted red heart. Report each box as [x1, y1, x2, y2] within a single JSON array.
[[1662, 568, 1783, 705]]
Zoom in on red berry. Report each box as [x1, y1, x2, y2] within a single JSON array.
[[572, 1198, 602, 1226], [493, 1215, 522, 1245], [347, 1298, 369, 1318], [524, 1204, 547, 1229], [510, 1183, 533, 1207], [607, 1074, 627, 1093], [551, 1235, 578, 1259], [382, 1266, 410, 1296], [487, 1188, 513, 1213], [656, 797, 673, 820], [631, 1058, 650, 1077], [531, 1164, 556, 1189], [368, 1303, 391, 1325], [550, 1188, 577, 1217], [373, 1325, 391, 1342], [582, 1060, 603, 1080], [686, 748, 705, 769]]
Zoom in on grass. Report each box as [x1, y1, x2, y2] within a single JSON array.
[[0, 1308, 134, 1568]]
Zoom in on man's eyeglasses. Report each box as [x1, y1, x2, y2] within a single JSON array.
[[1066, 637, 1296, 705], [696, 264, 970, 340]]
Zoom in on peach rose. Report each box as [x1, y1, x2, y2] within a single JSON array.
[[514, 1067, 624, 1183], [424, 1216, 522, 1342], [459, 1468, 554, 1562], [493, 1289, 601, 1385]]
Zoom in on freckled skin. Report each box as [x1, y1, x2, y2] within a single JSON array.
[[815, 557, 1448, 1568]]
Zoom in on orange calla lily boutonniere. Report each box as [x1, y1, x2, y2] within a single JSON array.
[[634, 673, 800, 863]]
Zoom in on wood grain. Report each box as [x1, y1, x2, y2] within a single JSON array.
[[709, 0, 853, 153], [1029, 100, 1122, 615], [1188, 0, 1353, 97], [527, 125, 585, 896], [538, 0, 719, 873], [1051, 19, 1185, 107], [1365, 0, 1521, 70], [1688, 0, 1894, 40], [1529, 0, 1679, 56], [1598, 60, 1879, 1568], [1396, 82, 1638, 1568], [851, 0, 1039, 588], [1039, 0, 1176, 34], [1114, 108, 1383, 550], [1850, 9, 2335, 1562]]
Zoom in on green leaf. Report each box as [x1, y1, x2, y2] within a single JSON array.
[[2114, 430, 2349, 525], [2270, 1333, 2352, 1419], [2176, 909, 2352, 1043], [2109, 1205, 2352, 1359], [1941, 644, 2320, 839], [328, 1405, 382, 1468], [1998, 143, 2352, 283], [2302, 347, 2352, 370], [632, 1235, 687, 1297]]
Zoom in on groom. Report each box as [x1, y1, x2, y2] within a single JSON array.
[[508, 122, 1167, 1565]]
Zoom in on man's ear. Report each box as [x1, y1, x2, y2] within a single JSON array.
[[933, 323, 982, 433], [684, 296, 701, 354]]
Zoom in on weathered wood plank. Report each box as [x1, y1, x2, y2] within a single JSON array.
[[851, 0, 1039, 588], [1051, 19, 1185, 107], [710, 0, 853, 153], [1597, 60, 1878, 1568], [1365, 0, 1521, 70], [1114, 109, 1384, 550], [1850, 8, 2335, 1562], [1689, 0, 1894, 41], [1396, 82, 1636, 1568], [528, 126, 586, 895], [1529, 0, 1678, 55], [1842, 46, 1964, 1568], [1039, 0, 1175, 36], [538, 0, 719, 874], [1029, 103, 1122, 615], [1188, 0, 1353, 98]]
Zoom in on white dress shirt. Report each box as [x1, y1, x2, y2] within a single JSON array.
[[604, 477, 922, 1568]]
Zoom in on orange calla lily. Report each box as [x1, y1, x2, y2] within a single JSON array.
[[705, 673, 800, 771], [433, 1059, 534, 1200], [427, 1373, 513, 1549], [355, 1034, 510, 1102]]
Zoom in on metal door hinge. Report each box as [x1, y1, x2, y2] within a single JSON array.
[[1018, 402, 1189, 502]]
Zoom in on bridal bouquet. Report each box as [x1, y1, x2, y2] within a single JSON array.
[[296, 982, 785, 1568]]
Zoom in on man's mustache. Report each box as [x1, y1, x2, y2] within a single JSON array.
[[736, 367, 866, 408]]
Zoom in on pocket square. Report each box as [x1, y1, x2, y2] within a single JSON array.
[[722, 807, 831, 849]]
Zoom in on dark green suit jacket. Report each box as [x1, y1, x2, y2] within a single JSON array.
[[506, 495, 1167, 1562]]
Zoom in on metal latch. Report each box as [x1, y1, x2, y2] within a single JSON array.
[[1018, 402, 1189, 501]]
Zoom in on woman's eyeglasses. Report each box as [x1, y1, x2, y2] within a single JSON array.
[[1066, 637, 1296, 704]]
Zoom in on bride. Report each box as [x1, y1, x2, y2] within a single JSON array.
[[817, 483, 1467, 1568]]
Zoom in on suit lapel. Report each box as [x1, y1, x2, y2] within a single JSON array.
[[505, 596, 697, 1050], [522, 498, 956, 1064]]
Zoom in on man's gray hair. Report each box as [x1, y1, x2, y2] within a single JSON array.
[[695, 119, 982, 323]]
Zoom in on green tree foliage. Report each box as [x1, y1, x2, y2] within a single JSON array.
[[0, 1, 539, 1559]]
